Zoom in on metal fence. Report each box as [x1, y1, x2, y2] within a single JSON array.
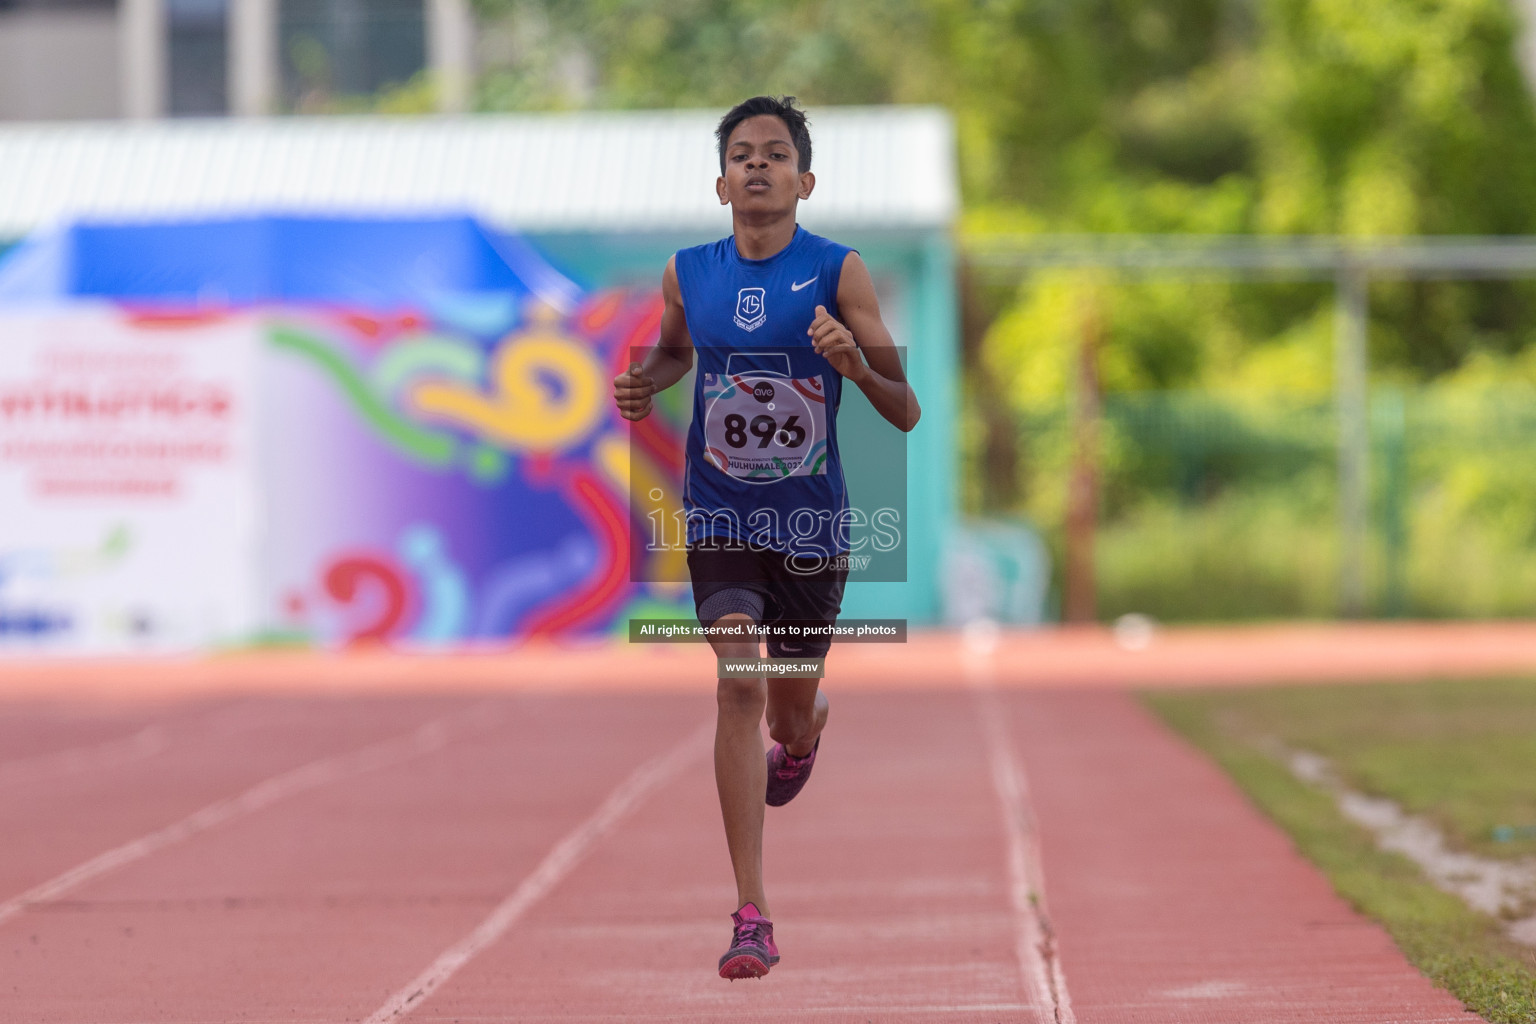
[[1000, 387, 1536, 622], [967, 235, 1536, 622]]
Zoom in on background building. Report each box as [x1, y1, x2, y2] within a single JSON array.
[[0, 0, 474, 120]]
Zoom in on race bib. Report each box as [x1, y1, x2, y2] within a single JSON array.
[[700, 373, 829, 483]]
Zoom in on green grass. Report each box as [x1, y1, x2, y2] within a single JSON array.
[[1146, 678, 1536, 1024], [1095, 490, 1340, 621]]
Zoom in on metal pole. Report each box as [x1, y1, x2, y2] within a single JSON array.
[[1064, 295, 1100, 624], [1377, 386, 1408, 616], [1335, 266, 1370, 617]]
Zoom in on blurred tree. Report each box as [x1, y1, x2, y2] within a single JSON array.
[[470, 0, 924, 110], [468, 0, 1536, 390]]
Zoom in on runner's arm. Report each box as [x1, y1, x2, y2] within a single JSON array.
[[614, 256, 694, 421], [809, 251, 920, 432]]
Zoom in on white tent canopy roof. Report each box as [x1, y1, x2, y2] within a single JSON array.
[[0, 107, 957, 238]]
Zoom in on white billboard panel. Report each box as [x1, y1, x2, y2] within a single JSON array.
[[0, 306, 261, 654]]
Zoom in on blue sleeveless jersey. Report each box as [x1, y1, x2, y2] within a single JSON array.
[[675, 226, 854, 557]]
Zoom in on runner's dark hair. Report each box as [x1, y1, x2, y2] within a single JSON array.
[[716, 96, 812, 174]]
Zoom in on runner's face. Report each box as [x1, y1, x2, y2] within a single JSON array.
[[717, 115, 813, 211]]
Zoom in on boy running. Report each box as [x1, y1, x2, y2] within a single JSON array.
[[612, 95, 920, 980]]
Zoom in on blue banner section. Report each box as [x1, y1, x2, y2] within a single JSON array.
[[0, 215, 582, 312]]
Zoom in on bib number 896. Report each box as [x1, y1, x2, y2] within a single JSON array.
[[723, 413, 805, 449]]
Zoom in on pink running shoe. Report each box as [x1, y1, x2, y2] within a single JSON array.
[[717, 902, 780, 979], [765, 736, 820, 807]]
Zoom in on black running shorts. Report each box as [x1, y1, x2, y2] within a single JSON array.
[[687, 541, 849, 659]]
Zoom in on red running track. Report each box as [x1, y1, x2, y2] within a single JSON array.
[[0, 630, 1494, 1023]]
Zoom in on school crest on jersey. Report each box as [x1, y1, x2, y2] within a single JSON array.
[[733, 287, 766, 332]]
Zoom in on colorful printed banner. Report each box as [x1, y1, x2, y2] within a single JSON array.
[[0, 293, 693, 654], [259, 291, 688, 648], [0, 217, 709, 654]]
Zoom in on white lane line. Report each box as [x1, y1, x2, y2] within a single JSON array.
[[364, 721, 713, 1024], [404, 1006, 1039, 1022], [11, 1007, 1040, 1024], [0, 723, 168, 783], [977, 697, 1076, 1024], [0, 706, 495, 930], [964, 625, 1076, 1024]]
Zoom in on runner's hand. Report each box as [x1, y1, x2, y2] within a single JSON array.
[[614, 361, 655, 421], [808, 305, 866, 381]]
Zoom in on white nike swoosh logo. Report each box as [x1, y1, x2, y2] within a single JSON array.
[[791, 277, 816, 291]]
